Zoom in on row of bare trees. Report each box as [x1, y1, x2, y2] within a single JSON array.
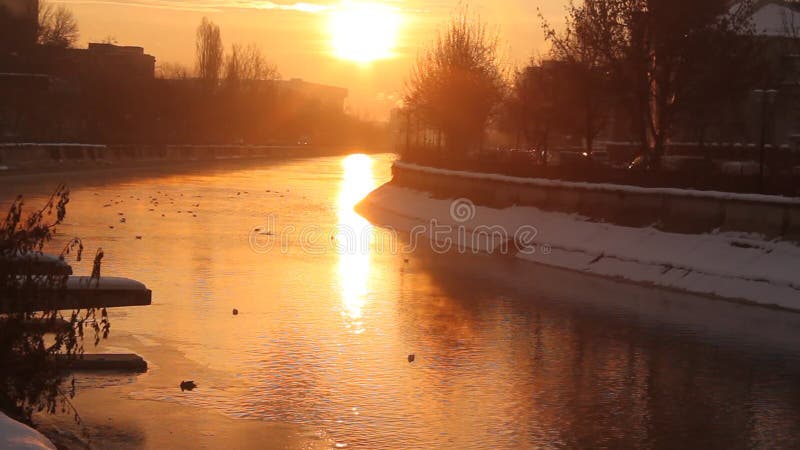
[[190, 17, 280, 85], [157, 17, 280, 85], [404, 1, 769, 168]]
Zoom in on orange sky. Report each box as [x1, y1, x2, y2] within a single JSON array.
[[56, 0, 567, 120]]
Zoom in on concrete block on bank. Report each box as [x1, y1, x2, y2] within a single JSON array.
[[517, 185, 549, 208], [390, 161, 800, 241], [436, 174, 461, 198], [439, 175, 489, 205], [492, 181, 520, 208], [61, 146, 84, 160], [663, 197, 725, 234], [578, 190, 624, 222], [418, 172, 440, 196], [394, 166, 420, 190], [722, 201, 786, 237], [785, 208, 800, 242], [63, 353, 148, 373], [0, 146, 54, 168], [547, 187, 582, 213], [618, 193, 665, 227]]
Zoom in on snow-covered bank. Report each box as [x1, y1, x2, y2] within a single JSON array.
[[0, 412, 56, 450], [359, 184, 800, 311]]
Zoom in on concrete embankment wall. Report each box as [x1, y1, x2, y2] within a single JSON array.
[[360, 162, 800, 310], [392, 162, 800, 241], [0, 143, 333, 171]]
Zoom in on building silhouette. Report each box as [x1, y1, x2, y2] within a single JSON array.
[[0, 0, 38, 55]]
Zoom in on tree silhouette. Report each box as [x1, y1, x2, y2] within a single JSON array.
[[405, 8, 505, 155], [0, 186, 109, 424], [225, 43, 280, 84], [157, 62, 191, 80], [38, 1, 79, 48], [546, 0, 758, 167], [540, 2, 611, 155], [505, 61, 565, 163], [195, 17, 223, 85]]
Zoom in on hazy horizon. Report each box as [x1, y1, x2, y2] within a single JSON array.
[[55, 0, 566, 120]]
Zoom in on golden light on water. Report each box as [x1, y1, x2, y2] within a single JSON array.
[[328, 1, 402, 63], [337, 154, 376, 329]]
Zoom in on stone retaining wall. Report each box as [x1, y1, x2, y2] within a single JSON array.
[[392, 162, 800, 239]]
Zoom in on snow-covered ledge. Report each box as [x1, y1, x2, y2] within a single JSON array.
[[394, 161, 800, 205], [358, 181, 800, 311], [391, 162, 800, 239], [0, 412, 56, 450]]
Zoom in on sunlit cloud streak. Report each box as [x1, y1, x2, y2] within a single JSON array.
[[55, 0, 456, 15], [57, 0, 333, 13]]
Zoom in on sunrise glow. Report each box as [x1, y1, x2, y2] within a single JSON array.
[[328, 1, 402, 63]]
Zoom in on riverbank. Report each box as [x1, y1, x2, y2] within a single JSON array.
[[0, 144, 380, 177], [357, 161, 800, 311]]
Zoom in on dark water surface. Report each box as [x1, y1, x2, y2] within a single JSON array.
[[2, 154, 800, 449]]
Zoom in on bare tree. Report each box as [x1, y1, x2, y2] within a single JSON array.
[[38, 1, 79, 48], [195, 17, 223, 85], [240, 43, 280, 81], [505, 61, 567, 163], [540, 2, 611, 155], [0, 187, 109, 423], [225, 43, 280, 84], [157, 62, 192, 80], [550, 0, 758, 167], [224, 44, 242, 85], [405, 7, 505, 155]]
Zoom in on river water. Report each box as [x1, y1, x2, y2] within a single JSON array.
[[3, 153, 800, 449]]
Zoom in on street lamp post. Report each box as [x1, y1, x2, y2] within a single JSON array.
[[755, 88, 778, 192]]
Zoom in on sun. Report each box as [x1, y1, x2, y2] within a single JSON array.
[[328, 1, 402, 63]]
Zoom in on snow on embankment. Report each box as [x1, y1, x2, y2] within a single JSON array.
[[359, 172, 800, 311], [0, 412, 56, 450]]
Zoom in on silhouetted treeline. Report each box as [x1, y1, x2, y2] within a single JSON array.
[[400, 1, 800, 171], [72, 76, 379, 146], [1, 62, 385, 146]]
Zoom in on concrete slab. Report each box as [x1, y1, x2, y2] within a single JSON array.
[[64, 354, 148, 373], [0, 276, 152, 313]]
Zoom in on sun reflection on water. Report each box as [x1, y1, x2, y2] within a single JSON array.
[[337, 154, 376, 330]]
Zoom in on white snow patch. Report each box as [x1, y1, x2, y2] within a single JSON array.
[[0, 412, 56, 450], [361, 184, 800, 311], [66, 276, 148, 290]]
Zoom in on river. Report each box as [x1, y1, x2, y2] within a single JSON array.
[[2, 153, 800, 449]]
